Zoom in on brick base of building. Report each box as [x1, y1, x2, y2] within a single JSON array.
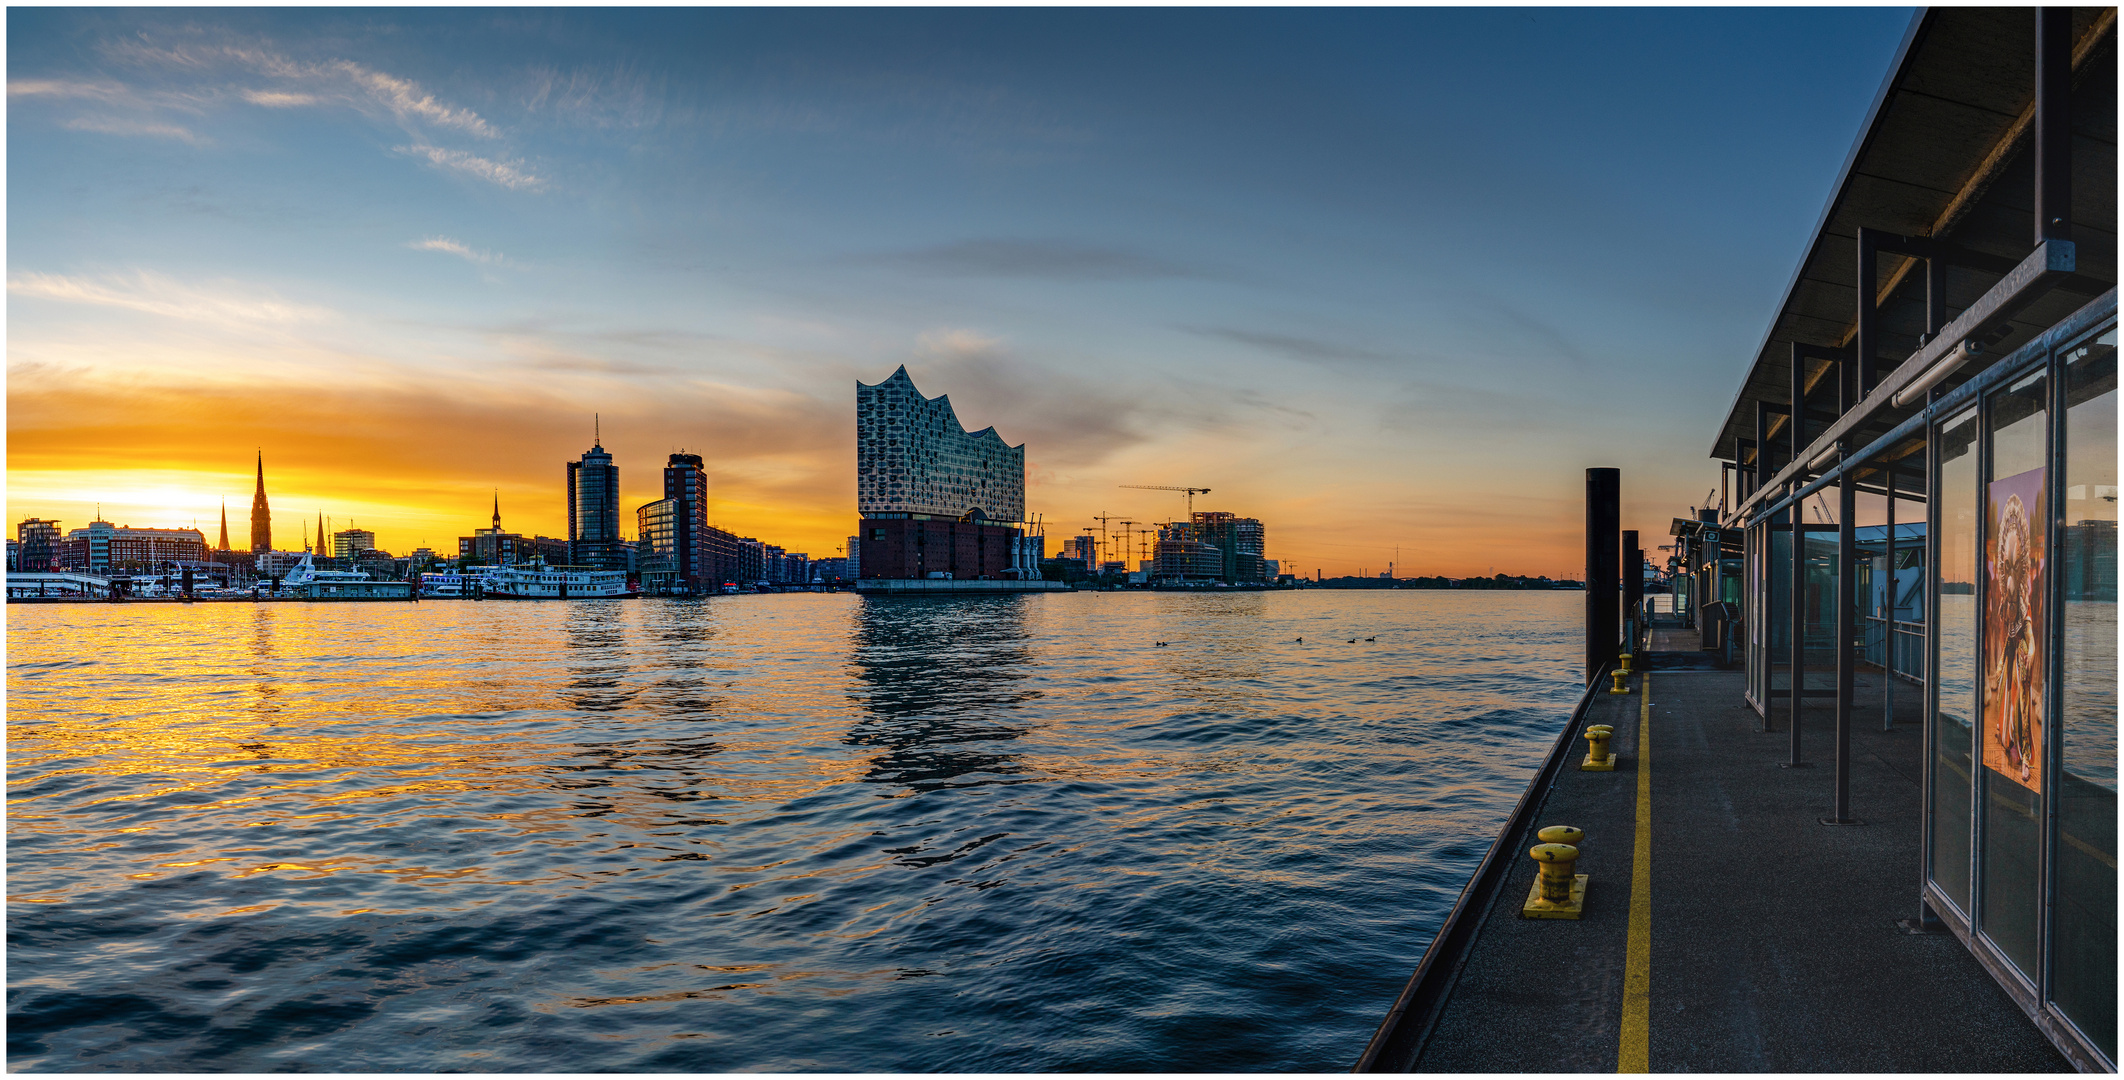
[[858, 517, 1019, 580]]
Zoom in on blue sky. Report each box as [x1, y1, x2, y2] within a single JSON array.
[[7, 7, 1914, 574]]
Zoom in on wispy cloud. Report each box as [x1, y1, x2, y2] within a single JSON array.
[[104, 38, 498, 139], [8, 271, 333, 330], [1181, 325, 1397, 368], [8, 78, 133, 102], [60, 115, 206, 144], [396, 144, 545, 191], [407, 236, 505, 265], [240, 89, 317, 107], [869, 239, 1205, 282]]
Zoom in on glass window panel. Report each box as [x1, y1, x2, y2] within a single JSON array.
[[1932, 406, 1978, 912], [2054, 329, 2116, 1061], [1979, 369, 2047, 980]]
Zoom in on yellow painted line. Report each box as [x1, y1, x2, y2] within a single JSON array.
[[1618, 674, 1652, 1073]]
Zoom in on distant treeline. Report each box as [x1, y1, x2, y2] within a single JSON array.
[[1316, 573, 1582, 590]]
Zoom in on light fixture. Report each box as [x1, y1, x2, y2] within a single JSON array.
[[1892, 340, 1983, 408]]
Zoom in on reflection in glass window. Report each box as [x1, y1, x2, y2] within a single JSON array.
[[1932, 407, 1978, 913], [1978, 369, 2046, 981], [2054, 329, 2116, 1062]]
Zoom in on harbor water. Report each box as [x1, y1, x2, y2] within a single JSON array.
[[8, 590, 1581, 1071]]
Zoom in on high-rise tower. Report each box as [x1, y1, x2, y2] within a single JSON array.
[[249, 452, 272, 552], [854, 367, 1027, 580], [568, 428, 624, 570]]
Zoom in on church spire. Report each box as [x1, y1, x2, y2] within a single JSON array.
[[249, 450, 273, 553], [218, 500, 230, 551]]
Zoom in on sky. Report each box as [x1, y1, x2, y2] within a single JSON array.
[[7, 7, 1916, 577]]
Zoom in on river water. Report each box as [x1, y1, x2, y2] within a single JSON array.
[[8, 590, 1581, 1071]]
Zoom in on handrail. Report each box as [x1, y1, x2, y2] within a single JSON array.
[[1353, 667, 1611, 1072]]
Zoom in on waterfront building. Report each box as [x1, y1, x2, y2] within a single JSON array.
[[846, 535, 862, 579], [856, 366, 1027, 580], [61, 521, 208, 573], [1063, 535, 1097, 570], [17, 518, 61, 572], [567, 436, 626, 571], [5, 539, 15, 571], [1152, 512, 1268, 583], [249, 452, 272, 553], [1684, 11, 2115, 1067], [635, 452, 744, 593], [332, 527, 376, 560]]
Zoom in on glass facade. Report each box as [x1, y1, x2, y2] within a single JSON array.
[[1931, 406, 1979, 914], [1977, 369, 2047, 981], [2053, 330, 2116, 1060]]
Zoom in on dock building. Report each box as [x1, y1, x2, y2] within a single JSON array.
[[1363, 10, 2115, 1073], [856, 366, 1028, 580]]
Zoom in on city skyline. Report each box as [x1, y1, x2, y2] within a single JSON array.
[[6, 8, 1914, 576]]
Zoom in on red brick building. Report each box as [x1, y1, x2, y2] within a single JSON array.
[[858, 516, 1019, 580]]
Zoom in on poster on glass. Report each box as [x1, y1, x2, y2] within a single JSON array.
[[1983, 465, 2048, 793]]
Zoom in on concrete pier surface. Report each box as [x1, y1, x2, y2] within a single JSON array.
[[1390, 635, 2069, 1072]]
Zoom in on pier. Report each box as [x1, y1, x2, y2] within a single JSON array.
[[1358, 625, 2071, 1072], [1365, 7, 2114, 1071]]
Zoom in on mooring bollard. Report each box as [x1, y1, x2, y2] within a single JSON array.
[[1609, 668, 1629, 695], [1536, 824, 1584, 847], [1618, 650, 1634, 675], [1582, 725, 1615, 771], [1522, 838, 1587, 919]]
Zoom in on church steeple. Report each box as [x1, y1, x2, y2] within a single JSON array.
[[248, 451, 273, 553], [218, 500, 230, 551], [493, 490, 502, 531]]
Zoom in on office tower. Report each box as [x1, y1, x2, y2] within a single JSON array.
[[332, 527, 377, 560], [855, 366, 1026, 579], [567, 434, 625, 571], [249, 452, 272, 552], [646, 452, 741, 591], [17, 518, 61, 572]]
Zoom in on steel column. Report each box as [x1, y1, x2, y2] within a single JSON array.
[[2034, 7, 2072, 245], [1883, 462, 1897, 731], [1623, 529, 1642, 656], [1586, 468, 1620, 686], [1787, 478, 1807, 766], [1857, 230, 1880, 394], [1827, 451, 1861, 823]]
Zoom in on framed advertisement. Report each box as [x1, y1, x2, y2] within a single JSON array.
[[1981, 465, 2048, 793]]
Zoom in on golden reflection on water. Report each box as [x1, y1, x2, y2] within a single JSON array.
[[10, 590, 1584, 1071]]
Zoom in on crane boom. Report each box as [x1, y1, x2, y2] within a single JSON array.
[[1120, 484, 1211, 516]]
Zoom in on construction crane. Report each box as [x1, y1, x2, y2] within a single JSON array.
[[1121, 484, 1211, 516], [1090, 512, 1121, 567]]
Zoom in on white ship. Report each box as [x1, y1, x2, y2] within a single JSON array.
[[280, 553, 415, 601], [479, 562, 636, 600]]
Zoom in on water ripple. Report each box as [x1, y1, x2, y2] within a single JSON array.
[[9, 590, 1579, 1070]]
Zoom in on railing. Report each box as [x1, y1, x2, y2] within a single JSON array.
[[1861, 614, 1928, 682]]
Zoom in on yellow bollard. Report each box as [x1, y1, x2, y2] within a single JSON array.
[[1522, 842, 1587, 919], [1582, 725, 1616, 771], [1609, 668, 1629, 695], [1537, 825, 1585, 847], [1618, 651, 1634, 675]]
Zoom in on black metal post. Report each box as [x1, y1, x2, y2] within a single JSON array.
[[1787, 477, 1808, 766], [1790, 343, 1808, 467], [1857, 229, 1879, 394], [1623, 529, 1642, 656], [1826, 450, 1860, 823], [2034, 7, 2072, 246], [1587, 469, 1620, 686], [1925, 258, 1947, 343], [1883, 461, 1896, 731]]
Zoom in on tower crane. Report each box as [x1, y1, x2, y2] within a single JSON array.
[[1121, 484, 1211, 517]]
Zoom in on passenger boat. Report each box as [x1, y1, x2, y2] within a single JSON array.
[[280, 554, 415, 601], [479, 562, 636, 599]]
